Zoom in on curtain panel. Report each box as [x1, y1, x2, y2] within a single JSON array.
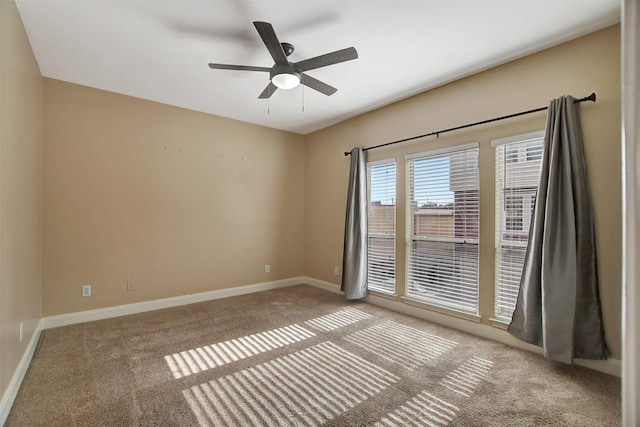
[[508, 96, 609, 364], [341, 147, 368, 299]]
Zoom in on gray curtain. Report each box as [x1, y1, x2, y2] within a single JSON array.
[[508, 96, 609, 364], [341, 147, 368, 299]]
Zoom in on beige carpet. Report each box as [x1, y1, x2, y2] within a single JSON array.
[[7, 284, 620, 426]]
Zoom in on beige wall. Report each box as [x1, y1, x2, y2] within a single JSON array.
[[43, 80, 305, 315], [304, 26, 622, 358], [0, 0, 43, 405]]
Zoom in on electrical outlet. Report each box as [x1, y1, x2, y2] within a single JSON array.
[[127, 280, 135, 291], [19, 322, 23, 342], [82, 284, 92, 297], [265, 264, 271, 273], [335, 266, 340, 276]]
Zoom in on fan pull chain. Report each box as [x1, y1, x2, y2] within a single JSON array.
[[302, 75, 305, 112], [267, 79, 271, 114]]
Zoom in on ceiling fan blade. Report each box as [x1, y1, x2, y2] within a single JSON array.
[[253, 21, 288, 65], [208, 63, 271, 72], [258, 82, 278, 99], [294, 47, 358, 72], [301, 74, 337, 96]]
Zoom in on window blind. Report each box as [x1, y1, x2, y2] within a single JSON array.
[[367, 160, 396, 294], [406, 145, 479, 314], [494, 135, 544, 321]]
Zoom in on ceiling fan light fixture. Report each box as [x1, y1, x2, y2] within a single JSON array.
[[272, 72, 301, 89], [270, 64, 302, 90]]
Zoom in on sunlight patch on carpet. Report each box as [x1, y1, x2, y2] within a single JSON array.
[[183, 341, 399, 427], [165, 324, 315, 378], [374, 391, 459, 427], [304, 307, 371, 331], [374, 356, 494, 425], [344, 321, 458, 370], [438, 356, 493, 397]]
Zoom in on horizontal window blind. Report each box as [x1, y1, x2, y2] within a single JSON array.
[[367, 161, 396, 294], [494, 136, 544, 321], [406, 146, 479, 314]]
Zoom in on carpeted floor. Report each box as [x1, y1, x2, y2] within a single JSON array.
[[7, 284, 620, 426]]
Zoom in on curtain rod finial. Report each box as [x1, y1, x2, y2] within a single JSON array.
[[344, 151, 351, 156], [585, 92, 596, 102]]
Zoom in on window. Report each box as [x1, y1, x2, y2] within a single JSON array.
[[406, 144, 480, 315], [493, 131, 544, 321], [367, 160, 396, 294]]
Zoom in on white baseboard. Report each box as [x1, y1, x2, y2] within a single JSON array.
[[304, 277, 621, 377], [42, 277, 305, 329], [301, 276, 343, 295], [0, 319, 44, 426], [574, 357, 622, 377]]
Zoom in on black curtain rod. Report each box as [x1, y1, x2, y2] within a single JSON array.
[[344, 92, 596, 156]]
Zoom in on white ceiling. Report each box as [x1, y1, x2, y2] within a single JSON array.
[[16, 0, 620, 135]]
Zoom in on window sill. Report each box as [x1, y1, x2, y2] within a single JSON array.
[[368, 290, 398, 301], [400, 297, 482, 323], [489, 317, 510, 330]]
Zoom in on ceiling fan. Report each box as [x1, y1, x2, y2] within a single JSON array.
[[208, 21, 358, 99]]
